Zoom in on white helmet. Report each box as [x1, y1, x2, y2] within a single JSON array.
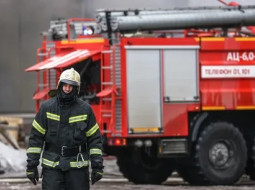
[[57, 68, 80, 93]]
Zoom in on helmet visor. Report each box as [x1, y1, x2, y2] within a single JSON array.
[[60, 79, 79, 86]]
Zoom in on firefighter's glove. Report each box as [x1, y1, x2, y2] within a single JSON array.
[[26, 167, 39, 185], [91, 168, 103, 185]]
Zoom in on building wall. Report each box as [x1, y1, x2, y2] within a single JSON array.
[[0, 0, 85, 112], [0, 0, 254, 112]]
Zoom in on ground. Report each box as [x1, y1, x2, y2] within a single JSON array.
[[1, 157, 255, 190]]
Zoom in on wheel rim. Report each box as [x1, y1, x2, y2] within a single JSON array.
[[208, 141, 233, 168]]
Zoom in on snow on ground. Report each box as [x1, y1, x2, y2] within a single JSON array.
[[0, 142, 27, 173], [102, 156, 122, 177]]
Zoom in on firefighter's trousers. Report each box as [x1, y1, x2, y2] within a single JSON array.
[[42, 167, 90, 190]]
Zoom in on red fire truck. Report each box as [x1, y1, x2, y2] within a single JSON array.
[[26, 5, 255, 185]]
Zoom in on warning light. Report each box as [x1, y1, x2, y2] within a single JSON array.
[[108, 138, 127, 146], [114, 138, 121, 145], [82, 26, 94, 35]]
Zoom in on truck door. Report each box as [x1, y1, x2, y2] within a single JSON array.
[[126, 48, 162, 133]]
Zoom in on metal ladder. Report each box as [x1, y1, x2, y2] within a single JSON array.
[[35, 42, 57, 110], [99, 44, 122, 136]]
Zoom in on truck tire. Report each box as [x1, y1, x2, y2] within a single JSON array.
[[116, 148, 174, 184], [183, 122, 247, 185]]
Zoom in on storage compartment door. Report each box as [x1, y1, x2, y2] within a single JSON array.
[[163, 49, 198, 102], [126, 49, 161, 133]]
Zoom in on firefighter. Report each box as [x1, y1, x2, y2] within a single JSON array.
[[26, 68, 103, 190]]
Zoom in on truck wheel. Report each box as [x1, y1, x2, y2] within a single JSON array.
[[189, 122, 247, 185], [116, 147, 174, 184]]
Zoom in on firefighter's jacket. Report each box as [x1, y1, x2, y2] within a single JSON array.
[[27, 97, 103, 171]]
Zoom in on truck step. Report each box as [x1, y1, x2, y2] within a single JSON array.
[[102, 114, 112, 117], [102, 82, 113, 85], [102, 66, 112, 69], [102, 98, 112, 101]]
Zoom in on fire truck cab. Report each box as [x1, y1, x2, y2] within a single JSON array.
[[26, 6, 255, 185]]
